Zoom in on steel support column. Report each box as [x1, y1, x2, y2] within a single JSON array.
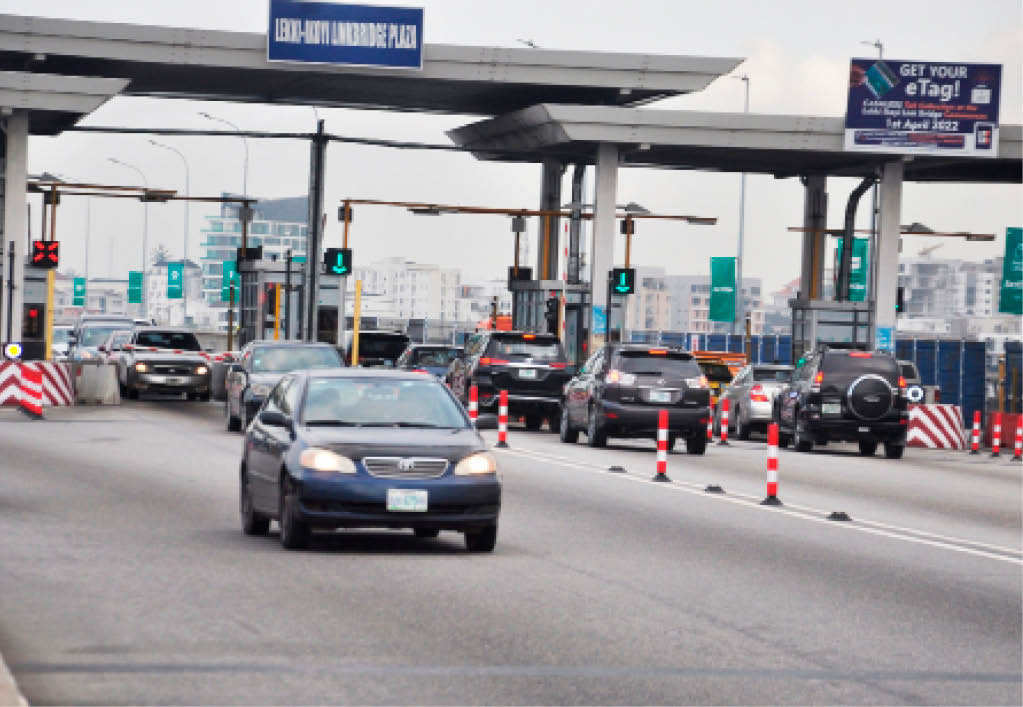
[[537, 158, 564, 280], [589, 144, 618, 351], [1, 111, 27, 342], [798, 175, 827, 300], [567, 164, 585, 284], [873, 160, 903, 347], [304, 119, 326, 341]]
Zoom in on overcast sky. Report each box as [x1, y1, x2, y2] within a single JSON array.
[[6, 0, 1022, 293]]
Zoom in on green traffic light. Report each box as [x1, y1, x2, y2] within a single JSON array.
[[332, 253, 349, 275]]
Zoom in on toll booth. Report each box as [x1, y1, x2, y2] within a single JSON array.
[[510, 279, 591, 366], [789, 298, 874, 360], [237, 258, 306, 346], [20, 265, 48, 360]]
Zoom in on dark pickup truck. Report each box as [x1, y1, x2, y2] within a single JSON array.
[[116, 328, 211, 400]]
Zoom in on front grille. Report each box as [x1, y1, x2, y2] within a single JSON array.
[[362, 457, 449, 479], [153, 365, 194, 375]]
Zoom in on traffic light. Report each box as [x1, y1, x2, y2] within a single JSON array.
[[896, 286, 905, 313], [544, 297, 559, 334], [23, 304, 43, 338], [31, 240, 59, 268], [324, 248, 353, 276], [610, 267, 636, 295]]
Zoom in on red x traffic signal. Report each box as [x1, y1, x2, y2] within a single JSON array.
[[31, 240, 59, 268]]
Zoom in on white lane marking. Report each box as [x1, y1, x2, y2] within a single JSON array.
[[497, 446, 1023, 566]]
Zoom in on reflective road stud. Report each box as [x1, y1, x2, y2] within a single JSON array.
[[18, 364, 43, 419], [761, 423, 782, 506], [653, 409, 671, 482], [495, 389, 509, 448], [1012, 421, 1022, 462], [991, 412, 1002, 458], [969, 410, 981, 454], [468, 384, 478, 427], [718, 398, 730, 445]]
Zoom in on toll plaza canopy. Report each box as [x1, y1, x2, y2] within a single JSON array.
[[0, 13, 742, 131], [448, 104, 1023, 183]]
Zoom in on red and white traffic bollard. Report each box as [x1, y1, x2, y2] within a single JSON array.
[[495, 389, 509, 448], [468, 384, 478, 427], [653, 409, 671, 482], [1012, 421, 1022, 462], [18, 364, 44, 420], [969, 410, 981, 454], [761, 423, 782, 506], [718, 398, 730, 445], [991, 412, 1002, 458], [706, 404, 714, 441]]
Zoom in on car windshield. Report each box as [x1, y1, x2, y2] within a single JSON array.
[[52, 328, 70, 345], [252, 346, 342, 373], [410, 348, 460, 367], [135, 331, 201, 351], [698, 362, 734, 382], [615, 351, 701, 377], [753, 367, 793, 382], [79, 326, 123, 347], [303, 377, 467, 428], [487, 336, 563, 361]]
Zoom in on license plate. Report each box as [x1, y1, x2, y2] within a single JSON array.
[[518, 368, 537, 379], [168, 377, 188, 385], [148, 374, 166, 384], [822, 403, 841, 415], [387, 489, 428, 512], [649, 390, 672, 403], [858, 426, 869, 433]]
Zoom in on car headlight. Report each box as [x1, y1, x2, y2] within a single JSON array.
[[454, 451, 498, 476], [195, 365, 209, 376], [249, 383, 272, 397], [135, 362, 149, 372], [299, 448, 357, 474]]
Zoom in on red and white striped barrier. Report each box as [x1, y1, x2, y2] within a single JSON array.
[[906, 404, 966, 450], [718, 398, 730, 445], [1012, 421, 1022, 462], [495, 389, 509, 448], [762, 422, 781, 505], [990, 412, 1002, 458], [969, 410, 981, 454], [0, 361, 73, 407], [653, 409, 671, 482], [18, 365, 43, 419], [0, 362, 19, 406], [468, 384, 478, 426]]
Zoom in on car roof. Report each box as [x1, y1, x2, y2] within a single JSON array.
[[297, 368, 435, 381]]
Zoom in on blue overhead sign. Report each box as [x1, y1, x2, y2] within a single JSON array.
[[268, 1, 423, 70], [845, 59, 1001, 157]]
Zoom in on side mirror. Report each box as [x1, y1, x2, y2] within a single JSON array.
[[259, 410, 288, 427], [475, 413, 498, 430]]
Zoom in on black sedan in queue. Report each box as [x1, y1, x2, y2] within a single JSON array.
[[239, 369, 501, 551]]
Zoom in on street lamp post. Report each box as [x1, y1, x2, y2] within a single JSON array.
[[149, 139, 191, 321], [108, 157, 149, 320], [860, 39, 884, 316], [732, 74, 750, 335], [199, 112, 249, 197]]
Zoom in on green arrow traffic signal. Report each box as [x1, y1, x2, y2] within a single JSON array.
[[610, 267, 635, 295], [324, 248, 352, 276]]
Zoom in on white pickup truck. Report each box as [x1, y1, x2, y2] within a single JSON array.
[[116, 327, 211, 401]]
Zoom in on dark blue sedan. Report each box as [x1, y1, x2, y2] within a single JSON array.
[[239, 368, 501, 551]]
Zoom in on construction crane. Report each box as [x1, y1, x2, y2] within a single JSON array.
[[918, 243, 944, 258]]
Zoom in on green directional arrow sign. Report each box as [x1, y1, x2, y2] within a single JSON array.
[[324, 248, 352, 276], [610, 267, 635, 295], [128, 271, 143, 304], [167, 262, 183, 299], [72, 277, 86, 307]]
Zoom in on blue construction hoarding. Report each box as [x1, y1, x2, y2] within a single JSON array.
[[845, 58, 1001, 156], [268, 0, 424, 69]]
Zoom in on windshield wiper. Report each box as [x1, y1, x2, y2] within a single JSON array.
[[304, 420, 358, 426]]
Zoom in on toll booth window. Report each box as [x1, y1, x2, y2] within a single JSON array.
[[135, 331, 201, 351]]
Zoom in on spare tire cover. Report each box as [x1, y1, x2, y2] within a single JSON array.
[[847, 375, 893, 420]]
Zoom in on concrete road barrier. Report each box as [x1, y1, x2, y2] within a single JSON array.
[[211, 361, 230, 401], [73, 362, 121, 405]]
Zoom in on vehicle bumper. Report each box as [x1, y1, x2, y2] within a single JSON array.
[[802, 417, 908, 444], [598, 400, 710, 436], [132, 372, 210, 394], [745, 401, 775, 423], [477, 388, 560, 415], [294, 472, 501, 531]]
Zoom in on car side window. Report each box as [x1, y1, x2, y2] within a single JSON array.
[[283, 377, 302, 415], [266, 377, 291, 414]]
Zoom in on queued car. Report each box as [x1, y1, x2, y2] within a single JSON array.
[[773, 346, 908, 458], [70, 319, 135, 362], [117, 328, 211, 400], [51, 325, 73, 360], [559, 344, 711, 454], [225, 340, 344, 432], [396, 344, 464, 379], [447, 330, 572, 431], [342, 330, 410, 368], [97, 329, 134, 365], [715, 363, 793, 440], [238, 368, 501, 551]]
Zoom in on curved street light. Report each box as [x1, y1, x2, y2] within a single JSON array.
[[199, 111, 249, 198], [108, 157, 149, 319]]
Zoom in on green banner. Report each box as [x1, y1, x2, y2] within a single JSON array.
[[999, 227, 1022, 315], [834, 237, 869, 302], [221, 260, 239, 302], [167, 262, 183, 300], [709, 257, 736, 322], [128, 270, 143, 304], [72, 277, 86, 307]]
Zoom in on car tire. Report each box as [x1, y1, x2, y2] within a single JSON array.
[[127, 387, 139, 400], [858, 440, 878, 456], [464, 524, 497, 552], [686, 433, 706, 455], [793, 418, 813, 453], [279, 477, 310, 550], [736, 410, 751, 441], [199, 390, 211, 402], [226, 400, 241, 432], [559, 404, 579, 444], [883, 442, 905, 459], [240, 469, 270, 536], [586, 405, 607, 448], [524, 415, 542, 432], [414, 528, 440, 539]]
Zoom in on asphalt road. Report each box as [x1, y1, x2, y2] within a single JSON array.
[[0, 400, 1020, 705]]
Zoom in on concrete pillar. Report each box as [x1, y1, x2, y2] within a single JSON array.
[[589, 143, 618, 350], [536, 158, 564, 280], [873, 160, 903, 349], [799, 175, 827, 300], [1, 111, 27, 342]]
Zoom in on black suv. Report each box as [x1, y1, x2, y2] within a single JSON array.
[[559, 344, 711, 453], [447, 331, 572, 430], [773, 346, 908, 458]]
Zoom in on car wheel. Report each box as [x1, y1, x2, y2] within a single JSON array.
[[279, 477, 310, 550], [559, 404, 579, 444], [686, 433, 706, 455], [858, 440, 878, 456], [794, 420, 813, 453], [226, 400, 241, 432], [524, 414, 542, 432], [736, 410, 751, 441], [883, 442, 905, 459], [414, 528, 440, 539], [240, 469, 270, 536], [586, 405, 607, 448], [464, 524, 497, 552]]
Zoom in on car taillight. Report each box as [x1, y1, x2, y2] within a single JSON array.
[[848, 351, 873, 358], [898, 375, 907, 393], [412, 368, 430, 374], [604, 369, 636, 386], [812, 371, 823, 392], [549, 362, 567, 369], [685, 375, 708, 389], [648, 349, 667, 355], [749, 384, 769, 402], [479, 357, 509, 366]]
